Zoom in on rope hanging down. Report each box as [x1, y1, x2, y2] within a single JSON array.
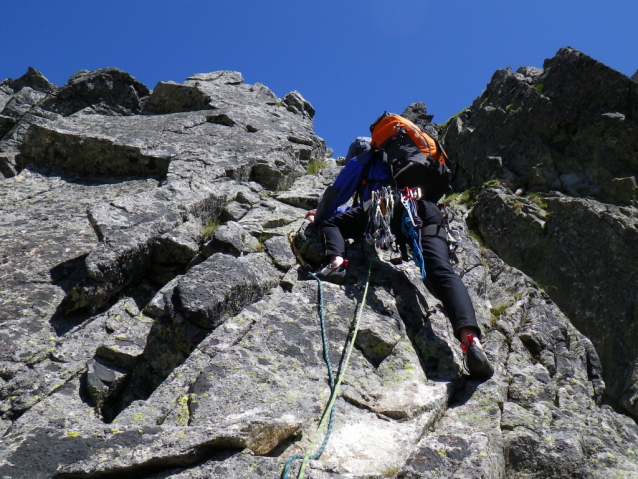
[[281, 269, 336, 478], [282, 260, 374, 479], [401, 189, 426, 278]]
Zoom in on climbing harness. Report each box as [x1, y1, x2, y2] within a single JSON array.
[[281, 258, 374, 479]]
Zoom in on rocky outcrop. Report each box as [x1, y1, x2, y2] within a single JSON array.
[[443, 47, 638, 207], [0, 67, 151, 164], [400, 102, 440, 139], [1, 57, 638, 479], [469, 185, 638, 418], [442, 47, 638, 421]]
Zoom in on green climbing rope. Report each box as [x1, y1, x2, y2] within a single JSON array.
[[282, 260, 373, 478]]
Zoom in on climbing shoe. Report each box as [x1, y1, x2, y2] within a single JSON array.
[[461, 334, 494, 379], [313, 262, 347, 285]]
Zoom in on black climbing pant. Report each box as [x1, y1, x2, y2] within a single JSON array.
[[320, 200, 480, 339], [321, 205, 369, 259]]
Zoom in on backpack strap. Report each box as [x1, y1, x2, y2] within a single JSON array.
[[354, 150, 393, 206], [354, 159, 373, 207], [431, 135, 449, 164]]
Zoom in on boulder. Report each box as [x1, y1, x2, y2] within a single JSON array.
[[144, 71, 250, 114], [203, 221, 261, 256], [282, 90, 315, 118], [264, 235, 297, 271], [38, 67, 150, 116]]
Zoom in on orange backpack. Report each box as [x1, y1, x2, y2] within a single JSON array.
[[369, 112, 451, 202]]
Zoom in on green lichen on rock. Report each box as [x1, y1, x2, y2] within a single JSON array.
[[174, 395, 191, 427]]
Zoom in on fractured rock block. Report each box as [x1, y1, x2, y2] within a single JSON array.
[[355, 313, 401, 367], [39, 67, 150, 116], [84, 359, 124, 409], [221, 200, 249, 222], [202, 221, 261, 257], [175, 252, 281, 329], [18, 122, 172, 177], [0, 152, 17, 177], [600, 176, 638, 206], [264, 235, 297, 271]]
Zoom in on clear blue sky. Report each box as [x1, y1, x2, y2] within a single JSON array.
[[1, 1, 637, 156]]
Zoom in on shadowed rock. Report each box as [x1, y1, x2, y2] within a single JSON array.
[[470, 184, 638, 419], [38, 67, 150, 117], [441, 47, 638, 421], [18, 120, 172, 177]]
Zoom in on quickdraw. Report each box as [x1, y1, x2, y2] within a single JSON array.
[[439, 204, 461, 265], [365, 186, 395, 250]]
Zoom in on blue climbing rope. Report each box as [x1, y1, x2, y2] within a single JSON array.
[[282, 261, 373, 478], [281, 270, 337, 478], [401, 204, 426, 278]]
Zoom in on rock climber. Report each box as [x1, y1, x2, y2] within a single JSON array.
[[304, 113, 494, 379]]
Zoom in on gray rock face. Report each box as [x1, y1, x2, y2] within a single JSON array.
[[11, 72, 325, 189], [442, 47, 638, 206], [277, 159, 341, 210], [1, 60, 637, 479], [0, 67, 152, 174], [469, 184, 638, 419], [439, 46, 638, 422]]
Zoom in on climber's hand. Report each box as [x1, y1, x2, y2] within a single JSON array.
[[305, 209, 317, 224]]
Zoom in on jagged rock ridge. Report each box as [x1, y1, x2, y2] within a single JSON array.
[[0, 51, 637, 479]]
